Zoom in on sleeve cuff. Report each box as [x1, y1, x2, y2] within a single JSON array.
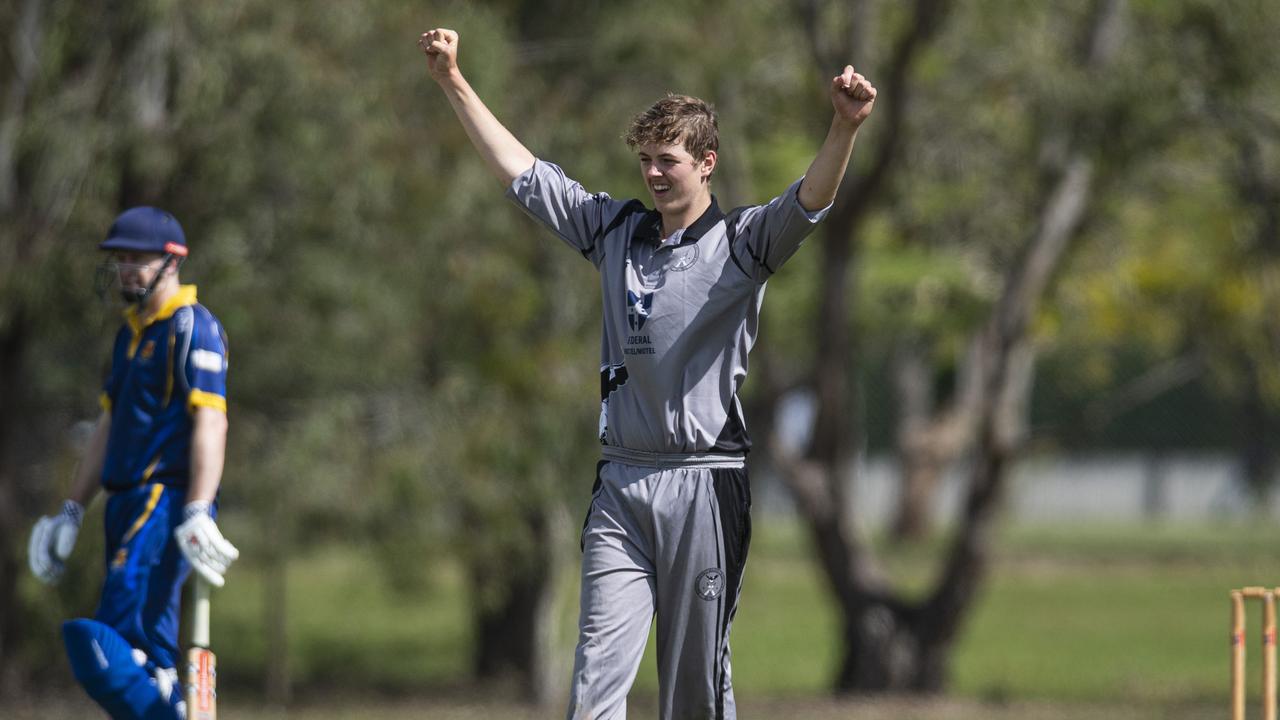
[[792, 177, 833, 223], [188, 389, 227, 414], [801, 203, 831, 222], [99, 392, 112, 413], [505, 158, 540, 199]]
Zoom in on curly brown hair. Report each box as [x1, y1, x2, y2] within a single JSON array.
[[624, 94, 719, 163]]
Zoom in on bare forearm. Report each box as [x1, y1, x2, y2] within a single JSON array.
[[798, 116, 859, 212], [421, 28, 535, 186], [799, 65, 877, 212], [436, 70, 536, 186], [176, 407, 239, 586], [188, 407, 227, 505], [66, 412, 110, 507]]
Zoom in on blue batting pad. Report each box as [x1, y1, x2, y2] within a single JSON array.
[[63, 619, 180, 720]]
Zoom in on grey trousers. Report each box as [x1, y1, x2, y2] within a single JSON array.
[[567, 459, 752, 720]]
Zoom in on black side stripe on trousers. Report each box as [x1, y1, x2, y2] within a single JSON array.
[[579, 460, 607, 552], [712, 466, 752, 720]]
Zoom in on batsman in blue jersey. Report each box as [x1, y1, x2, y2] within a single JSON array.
[[422, 26, 876, 720], [27, 207, 240, 720]]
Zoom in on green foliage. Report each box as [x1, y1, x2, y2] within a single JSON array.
[[4, 0, 1280, 697], [1042, 0, 1280, 443]]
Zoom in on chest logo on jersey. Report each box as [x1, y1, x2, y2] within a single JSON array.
[[626, 290, 654, 332], [138, 340, 156, 361], [668, 244, 699, 272]]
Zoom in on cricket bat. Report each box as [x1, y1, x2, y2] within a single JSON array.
[[186, 575, 217, 720]]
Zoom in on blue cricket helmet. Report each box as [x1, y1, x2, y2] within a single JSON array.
[[99, 206, 189, 257]]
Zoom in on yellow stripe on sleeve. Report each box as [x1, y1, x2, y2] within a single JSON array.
[[99, 393, 112, 413], [188, 389, 227, 414]]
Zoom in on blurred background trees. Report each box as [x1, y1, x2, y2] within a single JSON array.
[[2, 0, 1277, 710]]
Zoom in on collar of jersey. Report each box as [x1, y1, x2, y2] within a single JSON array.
[[637, 195, 724, 247], [124, 284, 198, 335]]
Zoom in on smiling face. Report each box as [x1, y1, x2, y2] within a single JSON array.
[[625, 94, 720, 236], [637, 141, 716, 230]]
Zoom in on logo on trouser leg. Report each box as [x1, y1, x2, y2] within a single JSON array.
[[696, 569, 724, 600]]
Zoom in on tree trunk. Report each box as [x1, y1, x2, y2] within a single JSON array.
[[774, 0, 956, 693], [0, 311, 31, 693], [473, 563, 548, 689], [472, 503, 566, 706], [891, 341, 946, 541], [810, 328, 1036, 693], [1227, 118, 1280, 503], [1238, 359, 1279, 503], [774, 0, 1124, 694], [0, 0, 47, 689], [837, 594, 930, 691]]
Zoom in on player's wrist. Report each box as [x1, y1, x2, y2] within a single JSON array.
[[830, 112, 863, 133], [183, 500, 213, 522], [59, 499, 85, 527], [434, 69, 472, 98]]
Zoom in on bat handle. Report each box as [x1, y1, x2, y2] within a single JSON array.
[[186, 575, 218, 720], [191, 574, 212, 649]]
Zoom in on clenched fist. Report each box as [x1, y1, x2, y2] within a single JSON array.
[[420, 28, 460, 83], [831, 65, 877, 128]]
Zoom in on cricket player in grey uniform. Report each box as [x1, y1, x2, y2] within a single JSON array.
[[421, 27, 876, 720]]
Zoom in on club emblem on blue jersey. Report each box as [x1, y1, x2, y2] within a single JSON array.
[[696, 568, 724, 601], [627, 290, 654, 331]]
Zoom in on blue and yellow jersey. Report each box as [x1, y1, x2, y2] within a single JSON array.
[[99, 285, 228, 490]]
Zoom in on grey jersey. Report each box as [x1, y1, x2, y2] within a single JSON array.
[[508, 159, 828, 457]]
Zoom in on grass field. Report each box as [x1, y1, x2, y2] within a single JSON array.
[[0, 693, 1224, 719], [8, 517, 1279, 718]]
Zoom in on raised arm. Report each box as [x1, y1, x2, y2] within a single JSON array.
[[797, 65, 877, 212], [420, 28, 536, 186]]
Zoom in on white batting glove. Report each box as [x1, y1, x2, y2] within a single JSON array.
[[174, 502, 239, 588], [28, 500, 85, 585]]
